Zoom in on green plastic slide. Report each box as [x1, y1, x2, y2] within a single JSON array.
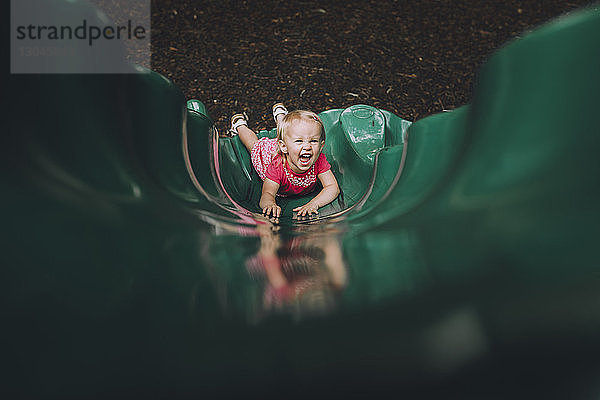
[[4, 1, 600, 398]]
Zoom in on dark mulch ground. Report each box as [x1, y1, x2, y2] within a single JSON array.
[[150, 0, 594, 134]]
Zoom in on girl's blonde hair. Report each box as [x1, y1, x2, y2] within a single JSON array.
[[276, 110, 326, 145]]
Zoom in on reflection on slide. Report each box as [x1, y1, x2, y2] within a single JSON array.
[[202, 217, 347, 323]]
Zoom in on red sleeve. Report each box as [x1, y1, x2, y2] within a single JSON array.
[[265, 155, 283, 183], [315, 153, 331, 175]]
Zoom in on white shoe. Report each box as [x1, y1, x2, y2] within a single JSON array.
[[272, 103, 288, 124], [229, 112, 248, 136]]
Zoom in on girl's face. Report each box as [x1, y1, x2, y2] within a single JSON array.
[[279, 120, 324, 174]]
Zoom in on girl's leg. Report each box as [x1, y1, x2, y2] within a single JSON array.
[[237, 125, 259, 153], [275, 113, 285, 127], [231, 113, 258, 152]]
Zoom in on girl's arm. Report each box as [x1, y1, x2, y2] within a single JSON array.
[[293, 170, 340, 217], [260, 178, 282, 217]]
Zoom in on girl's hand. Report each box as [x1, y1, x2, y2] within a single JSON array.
[[260, 179, 281, 219], [263, 203, 281, 218], [293, 202, 319, 218], [292, 170, 339, 219]]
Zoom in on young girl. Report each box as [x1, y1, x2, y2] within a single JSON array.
[[230, 103, 340, 218]]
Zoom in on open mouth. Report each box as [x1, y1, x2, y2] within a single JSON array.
[[299, 154, 312, 166]]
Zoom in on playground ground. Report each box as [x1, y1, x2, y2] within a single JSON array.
[[150, 0, 594, 132]]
